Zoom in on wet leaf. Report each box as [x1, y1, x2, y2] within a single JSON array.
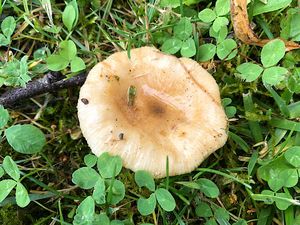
[[137, 193, 156, 216], [155, 188, 176, 212], [135, 170, 155, 191]]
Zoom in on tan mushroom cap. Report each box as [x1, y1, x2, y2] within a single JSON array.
[[77, 47, 228, 178]]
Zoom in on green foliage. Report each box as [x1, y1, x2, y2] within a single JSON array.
[[236, 63, 264, 82], [0, 156, 30, 207], [254, 145, 300, 210], [62, 0, 79, 32], [0, 56, 31, 87], [258, 155, 297, 192], [194, 201, 234, 225], [3, 156, 20, 181], [198, 0, 230, 32], [160, 0, 204, 8], [197, 0, 237, 61], [212, 17, 229, 33], [252, 189, 296, 210], [237, 39, 288, 85], [135, 170, 155, 191], [84, 154, 98, 167], [195, 201, 213, 217], [155, 188, 176, 211], [5, 124, 46, 154], [214, 207, 230, 224], [284, 146, 300, 167], [72, 167, 100, 189], [0, 16, 16, 46], [71, 152, 125, 224], [15, 183, 30, 207], [161, 38, 182, 54], [253, 0, 292, 16], [0, 106, 9, 128], [134, 170, 176, 215], [92, 178, 106, 204], [137, 193, 156, 216], [198, 9, 216, 23], [107, 179, 125, 205], [0, 180, 17, 203], [197, 44, 216, 62], [161, 17, 196, 57], [0, 26, 33, 87], [178, 178, 220, 198], [97, 152, 122, 178], [174, 17, 193, 40], [181, 38, 196, 57], [196, 178, 220, 198], [73, 196, 95, 225], [281, 8, 300, 41], [46, 40, 85, 72], [216, 38, 237, 60], [262, 67, 288, 85], [261, 39, 286, 68], [201, 26, 237, 61]]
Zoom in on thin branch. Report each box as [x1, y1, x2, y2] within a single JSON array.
[[0, 72, 87, 108]]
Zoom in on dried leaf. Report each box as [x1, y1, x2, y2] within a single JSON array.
[[230, 0, 300, 51]]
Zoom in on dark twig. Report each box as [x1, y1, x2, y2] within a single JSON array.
[[0, 72, 87, 107]]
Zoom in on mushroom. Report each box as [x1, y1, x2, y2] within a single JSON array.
[[77, 47, 228, 178]]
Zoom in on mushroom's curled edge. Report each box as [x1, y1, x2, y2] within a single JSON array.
[[77, 47, 228, 178]]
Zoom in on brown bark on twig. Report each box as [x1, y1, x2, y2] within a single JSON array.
[[0, 72, 87, 107], [230, 0, 300, 51]]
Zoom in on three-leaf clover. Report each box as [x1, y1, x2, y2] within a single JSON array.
[[0, 156, 30, 207], [198, 0, 230, 32], [161, 17, 196, 57], [72, 152, 125, 224], [237, 39, 288, 85], [135, 170, 176, 215], [46, 40, 85, 72], [257, 146, 300, 193], [198, 27, 237, 62]]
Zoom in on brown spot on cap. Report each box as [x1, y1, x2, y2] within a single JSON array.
[[81, 98, 89, 105]]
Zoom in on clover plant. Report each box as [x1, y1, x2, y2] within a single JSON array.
[[161, 17, 196, 57], [0, 156, 30, 207], [237, 39, 288, 85], [72, 153, 125, 225], [134, 170, 176, 216], [251, 146, 300, 210], [46, 40, 85, 73]]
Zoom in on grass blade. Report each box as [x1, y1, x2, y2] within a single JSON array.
[[265, 84, 290, 118], [287, 101, 300, 119], [269, 118, 300, 132], [229, 131, 250, 153], [243, 92, 263, 142]]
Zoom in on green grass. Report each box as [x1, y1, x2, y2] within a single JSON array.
[[1, 0, 300, 224]]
